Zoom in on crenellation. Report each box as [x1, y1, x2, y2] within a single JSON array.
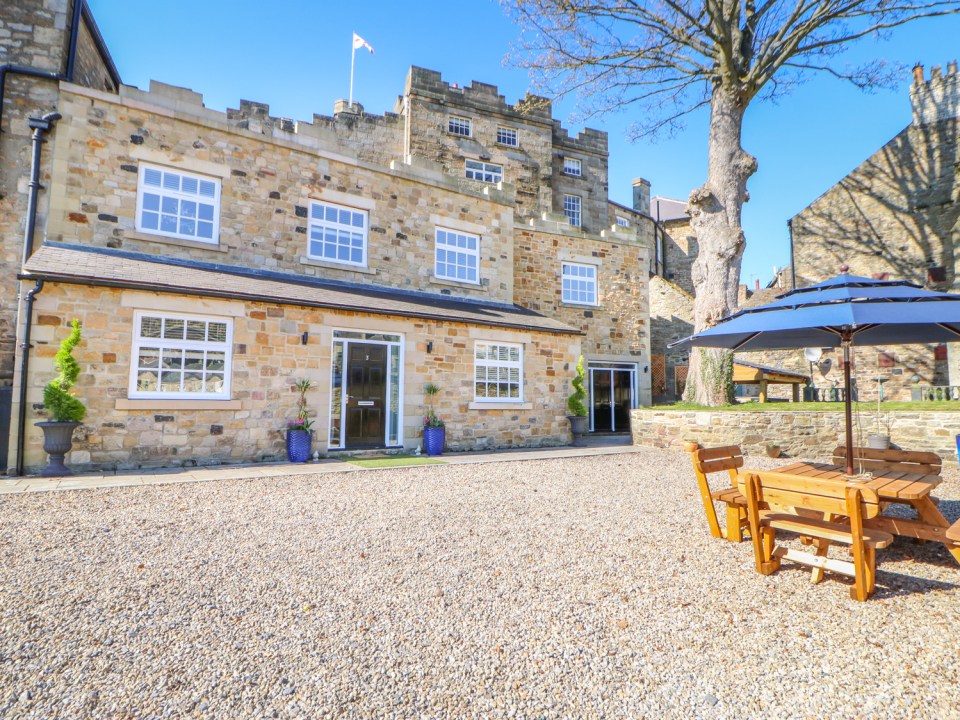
[[911, 60, 960, 125]]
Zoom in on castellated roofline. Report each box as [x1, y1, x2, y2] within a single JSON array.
[[910, 60, 960, 126]]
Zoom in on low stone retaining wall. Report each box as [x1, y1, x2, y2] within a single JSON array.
[[630, 409, 960, 463]]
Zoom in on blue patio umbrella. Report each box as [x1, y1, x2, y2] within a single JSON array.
[[670, 273, 960, 474]]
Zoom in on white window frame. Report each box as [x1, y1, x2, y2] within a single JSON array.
[[563, 194, 582, 227], [135, 163, 221, 244], [561, 262, 599, 306], [448, 116, 472, 137], [563, 157, 582, 177], [496, 126, 518, 147], [465, 159, 503, 184], [615, 216, 630, 228], [435, 227, 480, 284], [474, 342, 524, 403], [128, 311, 233, 400], [307, 200, 369, 268]]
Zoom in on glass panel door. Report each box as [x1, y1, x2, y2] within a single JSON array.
[[590, 369, 612, 432], [589, 364, 637, 433]]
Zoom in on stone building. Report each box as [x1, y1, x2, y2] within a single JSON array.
[[787, 62, 960, 401], [1, 0, 655, 473]]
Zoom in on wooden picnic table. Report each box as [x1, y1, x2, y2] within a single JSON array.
[[753, 461, 960, 564]]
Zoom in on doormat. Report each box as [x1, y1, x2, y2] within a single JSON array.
[[344, 455, 445, 469]]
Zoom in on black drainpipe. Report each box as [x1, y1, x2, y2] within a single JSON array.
[[15, 280, 44, 476], [13, 111, 61, 475], [787, 217, 797, 290]]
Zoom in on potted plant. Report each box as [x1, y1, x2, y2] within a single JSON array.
[[766, 443, 782, 458], [566, 355, 589, 447], [422, 382, 445, 456], [286, 379, 314, 462], [36, 319, 86, 477]]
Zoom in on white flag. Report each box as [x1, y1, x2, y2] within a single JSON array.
[[353, 32, 374, 54]]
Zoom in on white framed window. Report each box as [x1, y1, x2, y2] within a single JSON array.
[[497, 126, 518, 146], [465, 159, 503, 184], [562, 262, 598, 305], [136, 163, 220, 244], [563, 194, 582, 227], [615, 216, 630, 228], [129, 311, 232, 399], [435, 228, 480, 284], [563, 157, 582, 176], [474, 342, 523, 402], [448, 116, 472, 137], [308, 200, 368, 267]]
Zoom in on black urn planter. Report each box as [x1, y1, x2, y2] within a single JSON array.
[[567, 415, 589, 447], [35, 421, 81, 477]]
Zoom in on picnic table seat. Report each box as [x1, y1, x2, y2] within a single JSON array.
[[740, 470, 895, 601], [688, 443, 749, 542], [948, 519, 960, 543]]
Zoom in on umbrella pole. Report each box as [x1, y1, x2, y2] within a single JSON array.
[[842, 333, 854, 476]]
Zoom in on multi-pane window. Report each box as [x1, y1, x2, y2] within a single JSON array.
[[448, 116, 472, 137], [562, 262, 598, 305], [563, 194, 582, 227], [497, 126, 518, 146], [465, 159, 503, 184], [563, 157, 582, 176], [435, 228, 480, 284], [137, 164, 220, 243], [308, 201, 368, 266], [130, 312, 232, 399], [615, 216, 630, 227], [474, 342, 523, 402]]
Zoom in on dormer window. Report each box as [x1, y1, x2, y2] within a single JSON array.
[[563, 157, 582, 177], [448, 116, 472, 137]]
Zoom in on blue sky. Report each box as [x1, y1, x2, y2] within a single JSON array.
[[88, 0, 960, 289]]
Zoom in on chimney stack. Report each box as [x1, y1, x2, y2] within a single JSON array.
[[913, 64, 925, 84], [632, 177, 651, 216]]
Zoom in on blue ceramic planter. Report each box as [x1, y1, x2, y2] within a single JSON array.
[[286, 429, 313, 462], [423, 426, 445, 456]]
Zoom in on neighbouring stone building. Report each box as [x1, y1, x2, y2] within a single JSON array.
[[785, 61, 960, 401], [1, 0, 656, 473]]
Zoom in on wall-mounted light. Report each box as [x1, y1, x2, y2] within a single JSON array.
[[643, 365, 649, 373], [426, 341, 433, 354], [301, 332, 309, 345]]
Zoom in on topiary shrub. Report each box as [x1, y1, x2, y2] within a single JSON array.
[[567, 355, 588, 417], [43, 319, 86, 423]]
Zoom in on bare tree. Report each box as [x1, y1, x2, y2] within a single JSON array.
[[504, 0, 960, 405]]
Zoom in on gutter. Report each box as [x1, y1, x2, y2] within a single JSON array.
[[17, 270, 585, 337]]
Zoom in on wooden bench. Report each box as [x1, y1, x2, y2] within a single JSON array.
[[832, 446, 942, 477], [740, 470, 895, 601], [688, 443, 749, 542]]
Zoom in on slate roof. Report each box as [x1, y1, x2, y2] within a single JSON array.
[[22, 243, 581, 336]]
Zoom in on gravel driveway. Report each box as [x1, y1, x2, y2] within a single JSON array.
[[1, 448, 959, 719]]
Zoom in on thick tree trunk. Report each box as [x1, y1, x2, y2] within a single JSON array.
[[683, 85, 757, 406]]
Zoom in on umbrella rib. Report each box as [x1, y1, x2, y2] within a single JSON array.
[[937, 323, 960, 338], [731, 332, 762, 351]]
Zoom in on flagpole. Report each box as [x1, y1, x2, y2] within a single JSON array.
[[349, 34, 356, 108]]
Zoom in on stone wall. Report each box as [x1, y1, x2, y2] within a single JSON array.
[[648, 275, 693, 401], [512, 220, 652, 405], [660, 219, 697, 296], [18, 282, 580, 472], [630, 408, 960, 462], [47, 83, 517, 304]]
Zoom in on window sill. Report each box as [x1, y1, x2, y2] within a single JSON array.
[[300, 256, 377, 275], [560, 301, 602, 309], [468, 401, 532, 411], [127, 230, 227, 253], [117, 399, 242, 411], [431, 276, 484, 291]]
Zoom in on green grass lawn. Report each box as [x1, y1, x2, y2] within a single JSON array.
[[645, 401, 960, 412], [344, 454, 445, 468]]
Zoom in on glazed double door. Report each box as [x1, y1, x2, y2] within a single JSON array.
[[590, 368, 634, 433]]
